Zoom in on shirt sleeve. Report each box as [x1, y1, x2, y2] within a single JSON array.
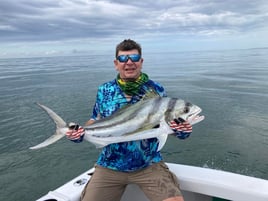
[[90, 87, 101, 120]]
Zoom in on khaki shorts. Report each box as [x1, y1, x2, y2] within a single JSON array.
[[81, 161, 182, 201]]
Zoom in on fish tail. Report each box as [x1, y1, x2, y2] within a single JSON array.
[[29, 103, 67, 150]]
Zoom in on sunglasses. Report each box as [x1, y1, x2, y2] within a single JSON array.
[[117, 54, 141, 63]]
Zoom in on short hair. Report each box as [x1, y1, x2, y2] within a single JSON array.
[[115, 39, 142, 57]]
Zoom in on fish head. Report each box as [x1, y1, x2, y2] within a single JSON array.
[[168, 99, 204, 125]]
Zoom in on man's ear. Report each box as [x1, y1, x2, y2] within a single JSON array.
[[114, 60, 119, 71]]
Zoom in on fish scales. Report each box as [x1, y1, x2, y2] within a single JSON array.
[[84, 98, 154, 129], [88, 97, 168, 137]]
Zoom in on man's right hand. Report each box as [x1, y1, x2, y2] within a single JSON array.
[[66, 122, 85, 141]]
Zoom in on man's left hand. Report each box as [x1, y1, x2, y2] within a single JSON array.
[[168, 118, 192, 139]]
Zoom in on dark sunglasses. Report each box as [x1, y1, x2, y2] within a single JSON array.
[[117, 54, 141, 63]]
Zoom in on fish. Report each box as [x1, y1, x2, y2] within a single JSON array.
[[30, 97, 204, 151]]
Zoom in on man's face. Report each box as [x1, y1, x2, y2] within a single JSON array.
[[114, 49, 143, 80]]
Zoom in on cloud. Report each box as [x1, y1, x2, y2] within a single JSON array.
[[0, 0, 268, 57], [0, 0, 141, 41]]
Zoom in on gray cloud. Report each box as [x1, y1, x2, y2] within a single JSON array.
[[0, 0, 141, 41], [1, 0, 267, 43]]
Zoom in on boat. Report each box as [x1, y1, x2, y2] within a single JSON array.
[[36, 163, 268, 201]]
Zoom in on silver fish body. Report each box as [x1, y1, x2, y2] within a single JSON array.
[[30, 97, 204, 150], [85, 97, 198, 136]]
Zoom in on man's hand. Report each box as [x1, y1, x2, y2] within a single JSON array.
[[66, 122, 85, 142], [168, 118, 192, 139]]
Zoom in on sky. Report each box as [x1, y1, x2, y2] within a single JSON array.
[[1, 0, 268, 58]]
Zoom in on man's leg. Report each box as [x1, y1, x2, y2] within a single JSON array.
[[81, 166, 127, 201]]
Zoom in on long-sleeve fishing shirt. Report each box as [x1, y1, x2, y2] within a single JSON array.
[[90, 79, 166, 172]]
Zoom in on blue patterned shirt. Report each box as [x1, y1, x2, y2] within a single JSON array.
[[90, 79, 166, 172]]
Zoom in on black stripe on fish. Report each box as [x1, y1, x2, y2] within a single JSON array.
[[164, 98, 177, 122]]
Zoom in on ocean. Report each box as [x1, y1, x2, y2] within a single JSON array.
[[0, 48, 267, 200]]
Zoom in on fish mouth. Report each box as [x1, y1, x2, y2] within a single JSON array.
[[186, 108, 205, 125]]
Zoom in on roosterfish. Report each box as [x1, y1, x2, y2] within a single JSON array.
[[30, 91, 204, 151]]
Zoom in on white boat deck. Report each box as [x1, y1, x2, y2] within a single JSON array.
[[37, 163, 268, 201]]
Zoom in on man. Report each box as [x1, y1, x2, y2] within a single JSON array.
[[66, 39, 192, 201]]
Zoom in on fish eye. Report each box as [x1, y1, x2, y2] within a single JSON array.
[[184, 106, 190, 113]]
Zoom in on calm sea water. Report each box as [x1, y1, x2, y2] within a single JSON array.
[[0, 48, 268, 200]]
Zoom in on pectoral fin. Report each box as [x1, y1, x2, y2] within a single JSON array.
[[156, 133, 168, 151]]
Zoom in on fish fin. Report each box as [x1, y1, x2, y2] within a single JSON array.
[[29, 103, 67, 150], [156, 120, 173, 151], [123, 119, 171, 150], [156, 133, 168, 151], [140, 87, 160, 101], [36, 103, 66, 127], [29, 130, 66, 149]]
